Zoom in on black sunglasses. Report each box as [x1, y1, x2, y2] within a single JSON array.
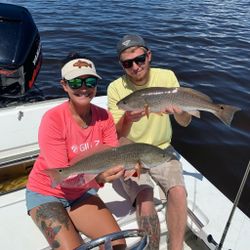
[[120, 53, 147, 69], [67, 77, 98, 89]]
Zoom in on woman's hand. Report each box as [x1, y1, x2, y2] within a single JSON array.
[[95, 165, 125, 184]]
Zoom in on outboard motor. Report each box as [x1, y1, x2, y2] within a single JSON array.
[[0, 3, 42, 97]]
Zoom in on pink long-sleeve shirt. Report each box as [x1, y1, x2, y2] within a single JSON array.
[[27, 101, 119, 200]]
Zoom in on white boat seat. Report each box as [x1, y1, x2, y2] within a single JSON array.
[[97, 178, 166, 228]]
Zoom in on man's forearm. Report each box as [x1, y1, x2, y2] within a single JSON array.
[[116, 113, 133, 138]]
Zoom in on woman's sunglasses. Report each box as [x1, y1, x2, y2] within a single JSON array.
[[120, 53, 147, 69], [67, 77, 98, 89]]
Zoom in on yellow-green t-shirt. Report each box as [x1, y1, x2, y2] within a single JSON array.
[[107, 68, 179, 149]]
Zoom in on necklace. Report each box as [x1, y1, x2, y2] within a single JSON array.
[[69, 102, 91, 129], [80, 113, 91, 129], [82, 121, 89, 129]]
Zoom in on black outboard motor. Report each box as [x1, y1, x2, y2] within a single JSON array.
[[0, 3, 42, 97]]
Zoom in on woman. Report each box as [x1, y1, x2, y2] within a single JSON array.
[[26, 52, 126, 250]]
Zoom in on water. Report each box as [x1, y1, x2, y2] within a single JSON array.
[[1, 0, 250, 217]]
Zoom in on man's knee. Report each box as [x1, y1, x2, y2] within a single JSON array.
[[135, 188, 156, 215], [136, 188, 154, 202], [167, 185, 187, 198]]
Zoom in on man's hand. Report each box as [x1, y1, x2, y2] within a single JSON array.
[[163, 106, 183, 115], [124, 110, 145, 123]]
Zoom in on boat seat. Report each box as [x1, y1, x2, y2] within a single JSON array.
[[98, 178, 166, 220]]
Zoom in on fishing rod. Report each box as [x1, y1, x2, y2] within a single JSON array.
[[215, 160, 250, 250]]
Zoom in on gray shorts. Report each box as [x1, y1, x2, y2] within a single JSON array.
[[120, 145, 185, 204], [26, 188, 97, 214]]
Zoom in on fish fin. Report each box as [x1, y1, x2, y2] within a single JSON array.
[[119, 137, 135, 146], [83, 174, 98, 184], [144, 104, 150, 118], [187, 110, 200, 118], [124, 169, 137, 181], [214, 104, 241, 126], [180, 87, 213, 102], [174, 111, 192, 127], [44, 168, 65, 188], [135, 162, 142, 179], [139, 160, 151, 173], [123, 161, 141, 181]]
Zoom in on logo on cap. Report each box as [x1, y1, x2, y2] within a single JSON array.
[[73, 60, 92, 69], [122, 40, 131, 47]]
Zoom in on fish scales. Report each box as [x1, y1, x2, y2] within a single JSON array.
[[139, 87, 216, 112], [72, 146, 143, 172], [71, 143, 166, 174]]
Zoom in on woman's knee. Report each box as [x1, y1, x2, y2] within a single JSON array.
[[30, 202, 81, 249]]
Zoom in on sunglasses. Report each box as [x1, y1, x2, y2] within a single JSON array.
[[120, 53, 147, 69], [67, 77, 98, 89]]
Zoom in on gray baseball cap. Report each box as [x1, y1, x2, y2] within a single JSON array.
[[117, 34, 148, 57]]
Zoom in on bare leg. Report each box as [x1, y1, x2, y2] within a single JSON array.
[[136, 188, 160, 249], [166, 186, 187, 250], [30, 202, 82, 250], [69, 195, 126, 250]]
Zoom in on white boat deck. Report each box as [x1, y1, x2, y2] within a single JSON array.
[[0, 96, 249, 250]]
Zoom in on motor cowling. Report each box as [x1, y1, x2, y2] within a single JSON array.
[[0, 3, 42, 97]]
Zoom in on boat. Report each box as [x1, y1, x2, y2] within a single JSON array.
[[1, 95, 250, 250], [0, 3, 249, 250]]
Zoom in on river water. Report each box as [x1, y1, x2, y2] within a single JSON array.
[[1, 0, 250, 217]]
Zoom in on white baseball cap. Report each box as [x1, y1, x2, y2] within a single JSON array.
[[61, 58, 101, 80]]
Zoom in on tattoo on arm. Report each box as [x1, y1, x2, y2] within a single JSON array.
[[137, 213, 161, 250], [35, 202, 70, 248]]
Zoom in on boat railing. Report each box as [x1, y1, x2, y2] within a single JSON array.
[[75, 229, 149, 250]]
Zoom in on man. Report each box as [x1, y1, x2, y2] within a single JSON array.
[[107, 34, 187, 250]]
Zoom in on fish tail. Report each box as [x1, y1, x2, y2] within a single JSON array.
[[214, 104, 241, 126], [44, 169, 64, 188]]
